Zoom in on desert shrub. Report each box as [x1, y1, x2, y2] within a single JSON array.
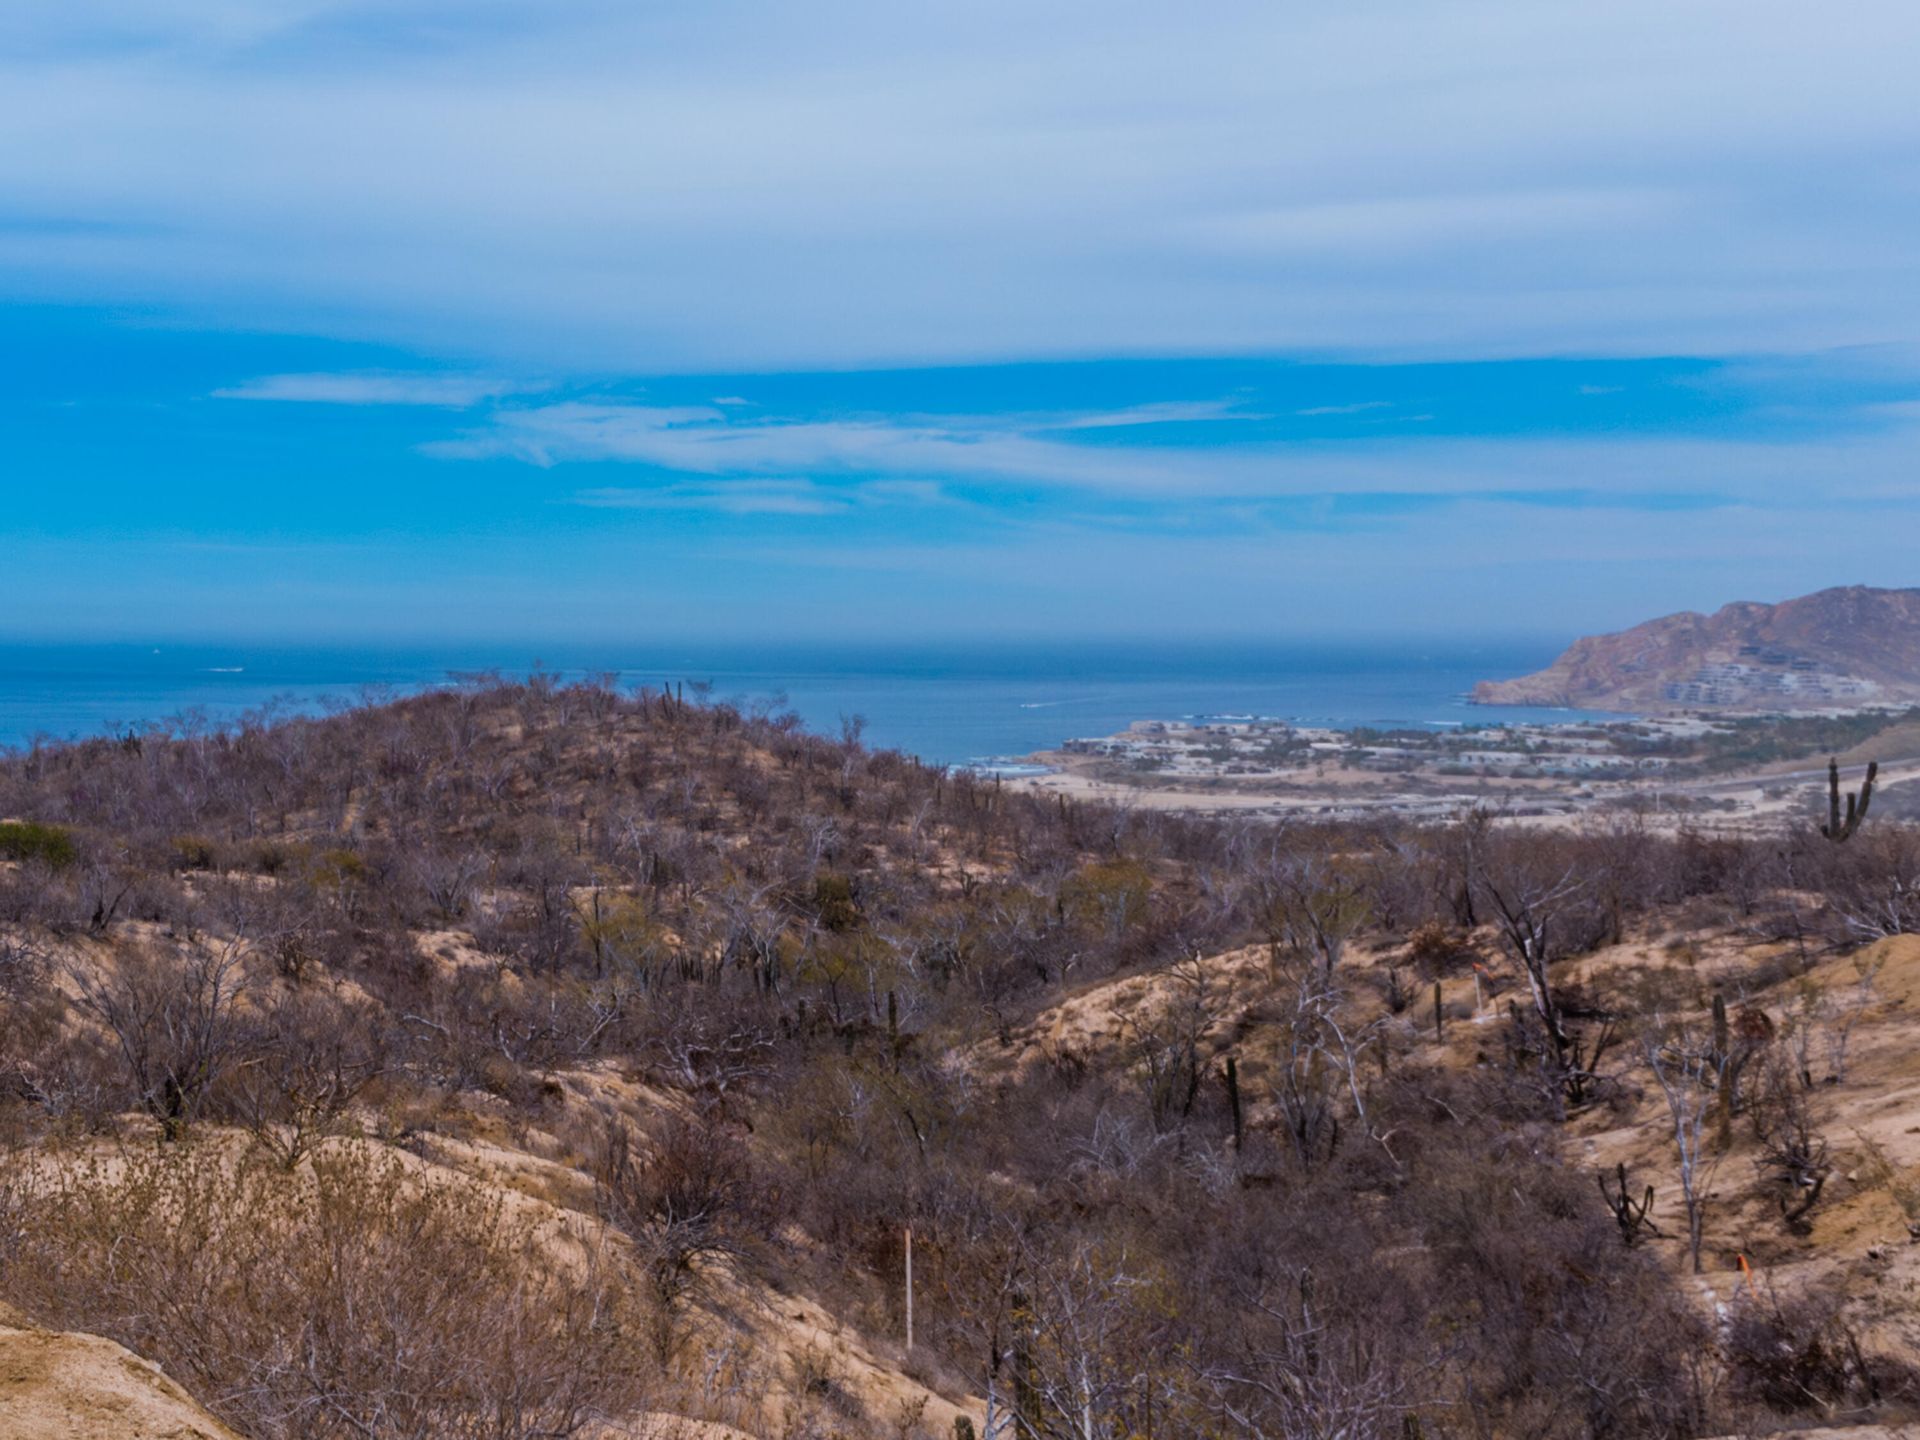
[[0, 1140, 654, 1440], [1817, 825, 1920, 941], [1419, 1131, 1709, 1437], [812, 871, 862, 932], [232, 988, 388, 1167], [0, 820, 77, 869], [169, 834, 220, 872], [595, 1110, 757, 1311], [1724, 1283, 1920, 1417], [69, 941, 251, 1140], [1061, 859, 1154, 937], [0, 932, 81, 1137], [1404, 918, 1476, 974], [1746, 1049, 1831, 1233], [0, 928, 44, 1004]]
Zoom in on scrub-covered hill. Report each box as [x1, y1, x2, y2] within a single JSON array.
[[3, 678, 1920, 1436]]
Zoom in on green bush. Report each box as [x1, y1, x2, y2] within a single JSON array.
[[0, 820, 77, 869], [812, 872, 862, 931], [170, 834, 219, 872]]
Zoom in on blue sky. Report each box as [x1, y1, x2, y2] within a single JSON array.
[[4, 1, 1920, 643]]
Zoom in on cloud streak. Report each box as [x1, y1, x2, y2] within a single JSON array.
[[573, 478, 946, 516], [422, 397, 1280, 495], [216, 371, 538, 407], [417, 390, 1920, 513]]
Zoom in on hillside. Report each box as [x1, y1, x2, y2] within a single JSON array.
[[1473, 585, 1920, 711], [4, 679, 1920, 1436]]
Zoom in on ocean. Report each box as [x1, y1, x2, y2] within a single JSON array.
[[0, 640, 1608, 769]]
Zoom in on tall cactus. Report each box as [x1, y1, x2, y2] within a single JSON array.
[[1821, 758, 1877, 842], [1598, 1163, 1662, 1246], [1224, 1055, 1243, 1147]]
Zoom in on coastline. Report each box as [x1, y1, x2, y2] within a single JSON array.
[[1000, 706, 1920, 831]]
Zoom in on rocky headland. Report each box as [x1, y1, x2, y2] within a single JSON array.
[[1473, 585, 1920, 711]]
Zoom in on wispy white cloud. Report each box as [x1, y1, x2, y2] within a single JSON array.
[[575, 480, 852, 516], [422, 399, 1275, 493], [215, 371, 539, 407], [1037, 400, 1263, 429], [420, 391, 1920, 511], [1295, 401, 1392, 416], [573, 476, 952, 516]]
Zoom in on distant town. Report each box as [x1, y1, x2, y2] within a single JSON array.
[[1015, 705, 1920, 829]]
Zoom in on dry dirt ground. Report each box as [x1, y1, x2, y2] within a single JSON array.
[[0, 1317, 244, 1440]]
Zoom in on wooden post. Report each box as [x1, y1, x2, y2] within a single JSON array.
[[905, 1226, 915, 1351]]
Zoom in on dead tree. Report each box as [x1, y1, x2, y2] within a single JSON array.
[[1645, 1025, 1725, 1273], [1477, 856, 1612, 1110]]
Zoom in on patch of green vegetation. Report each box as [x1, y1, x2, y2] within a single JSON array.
[[812, 871, 862, 932], [0, 819, 77, 868], [1345, 725, 1462, 747], [170, 834, 220, 871]]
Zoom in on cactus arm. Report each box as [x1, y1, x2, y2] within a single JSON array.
[[1822, 758, 1879, 842]]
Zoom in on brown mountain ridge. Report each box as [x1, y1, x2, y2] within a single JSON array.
[[1472, 585, 1920, 711]]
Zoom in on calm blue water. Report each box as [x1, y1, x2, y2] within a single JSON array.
[[0, 640, 1607, 768]]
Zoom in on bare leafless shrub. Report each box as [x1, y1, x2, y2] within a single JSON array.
[[1269, 985, 1346, 1170], [1747, 1050, 1830, 1233], [639, 993, 776, 1101], [1724, 1283, 1920, 1418], [1820, 825, 1920, 941], [1258, 847, 1370, 977], [0, 928, 45, 1001], [1821, 953, 1881, 1084], [232, 988, 387, 1168], [595, 1111, 755, 1313], [70, 939, 250, 1140], [1124, 955, 1213, 1133], [0, 930, 121, 1138], [409, 844, 488, 922], [1475, 840, 1622, 1113], [1407, 1110, 1710, 1438], [1, 1141, 655, 1440], [1199, 1266, 1426, 1440]]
